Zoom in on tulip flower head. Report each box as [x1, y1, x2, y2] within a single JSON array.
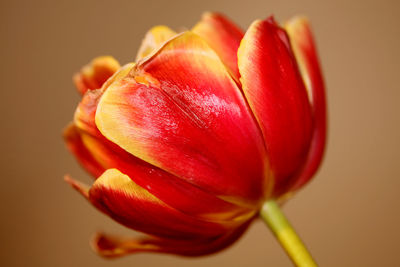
[[64, 12, 326, 260]]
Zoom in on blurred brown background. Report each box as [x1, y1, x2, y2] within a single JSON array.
[[1, 0, 399, 266]]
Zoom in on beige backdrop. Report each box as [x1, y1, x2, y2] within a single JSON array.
[[1, 0, 399, 266]]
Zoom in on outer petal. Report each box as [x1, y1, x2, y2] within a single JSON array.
[[285, 17, 327, 193], [63, 123, 105, 177], [96, 32, 270, 205], [92, 220, 252, 257], [74, 89, 104, 136], [238, 17, 313, 197], [135, 25, 177, 61], [73, 63, 135, 138], [68, 74, 253, 221], [73, 56, 120, 95], [67, 169, 244, 239], [192, 12, 244, 80], [64, 63, 136, 177], [66, 130, 253, 221]]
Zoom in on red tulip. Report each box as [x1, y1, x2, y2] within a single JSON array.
[[64, 12, 326, 260]]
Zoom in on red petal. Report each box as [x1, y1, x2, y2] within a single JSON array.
[[69, 169, 245, 239], [69, 135, 253, 221], [192, 12, 244, 80], [68, 67, 253, 220], [96, 32, 270, 205], [285, 17, 327, 193], [238, 17, 313, 196], [92, 219, 252, 257], [66, 63, 137, 177], [74, 89, 103, 136], [73, 56, 120, 95], [63, 123, 105, 177], [74, 63, 135, 136], [64, 174, 90, 199]]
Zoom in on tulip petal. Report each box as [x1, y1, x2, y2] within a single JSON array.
[[92, 219, 251, 257], [135, 25, 177, 61], [67, 131, 252, 221], [96, 32, 269, 205], [73, 56, 120, 95], [69, 67, 254, 220], [74, 89, 103, 136], [66, 64, 136, 177], [70, 168, 240, 239], [192, 12, 244, 80], [64, 174, 90, 199], [238, 17, 313, 196], [74, 63, 135, 135], [69, 130, 254, 221], [285, 17, 327, 192], [63, 123, 105, 177]]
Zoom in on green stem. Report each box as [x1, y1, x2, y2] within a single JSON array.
[[260, 200, 317, 267]]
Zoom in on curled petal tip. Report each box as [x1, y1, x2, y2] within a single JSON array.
[[91, 232, 130, 258], [265, 15, 276, 24], [286, 15, 310, 26], [200, 11, 225, 19], [63, 123, 105, 177], [64, 175, 90, 199], [91, 232, 160, 258], [73, 56, 120, 95], [136, 25, 177, 61], [192, 12, 243, 80], [201, 11, 215, 17]]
